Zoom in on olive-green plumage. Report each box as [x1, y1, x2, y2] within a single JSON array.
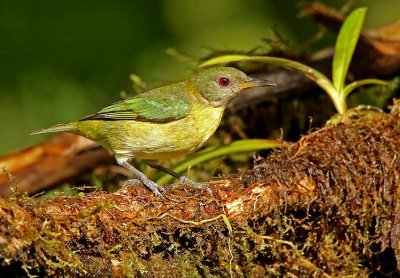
[[32, 67, 275, 197]]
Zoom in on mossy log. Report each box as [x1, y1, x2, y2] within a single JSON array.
[[1, 102, 400, 277]]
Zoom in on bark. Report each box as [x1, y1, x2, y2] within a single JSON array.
[[1, 102, 400, 277], [0, 134, 113, 197]]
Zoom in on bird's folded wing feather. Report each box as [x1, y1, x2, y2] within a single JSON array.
[[79, 96, 190, 123]]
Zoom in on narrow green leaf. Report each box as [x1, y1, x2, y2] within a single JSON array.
[[343, 79, 389, 98], [155, 139, 282, 185], [200, 55, 251, 67], [200, 55, 344, 113], [332, 7, 367, 94]]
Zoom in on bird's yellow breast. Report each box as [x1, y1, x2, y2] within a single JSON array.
[[77, 103, 225, 160]]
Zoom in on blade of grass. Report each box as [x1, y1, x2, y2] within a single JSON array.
[[332, 7, 366, 94], [343, 79, 389, 98], [155, 139, 282, 185]]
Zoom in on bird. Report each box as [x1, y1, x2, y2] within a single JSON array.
[[32, 67, 275, 197]]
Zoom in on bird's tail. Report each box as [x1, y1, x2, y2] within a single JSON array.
[[31, 122, 78, 135]]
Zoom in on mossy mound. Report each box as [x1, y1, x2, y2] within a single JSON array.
[[1, 102, 400, 277]]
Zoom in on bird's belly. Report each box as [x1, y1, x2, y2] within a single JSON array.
[[79, 105, 225, 160]]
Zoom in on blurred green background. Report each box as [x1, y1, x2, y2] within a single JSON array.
[[1, 0, 399, 155]]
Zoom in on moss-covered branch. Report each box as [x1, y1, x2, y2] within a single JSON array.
[[1, 101, 400, 277]]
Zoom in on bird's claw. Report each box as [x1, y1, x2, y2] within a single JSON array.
[[123, 178, 165, 198], [122, 178, 140, 187], [143, 179, 165, 198], [179, 176, 212, 194]]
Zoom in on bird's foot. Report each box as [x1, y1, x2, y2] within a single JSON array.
[[179, 176, 212, 194], [142, 179, 165, 199], [116, 158, 165, 198], [122, 178, 140, 187], [123, 178, 165, 199]]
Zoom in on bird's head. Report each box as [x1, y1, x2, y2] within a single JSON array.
[[189, 66, 275, 107]]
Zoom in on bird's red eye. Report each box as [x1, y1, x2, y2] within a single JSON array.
[[219, 78, 230, 86]]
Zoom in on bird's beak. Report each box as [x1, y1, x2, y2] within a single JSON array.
[[239, 77, 276, 89]]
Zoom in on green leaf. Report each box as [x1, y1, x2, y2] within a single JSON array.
[[343, 79, 389, 98], [332, 7, 367, 94], [155, 139, 283, 185], [200, 55, 343, 113], [200, 54, 251, 67]]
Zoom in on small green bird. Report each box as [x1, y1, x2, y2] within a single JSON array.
[[32, 67, 275, 197]]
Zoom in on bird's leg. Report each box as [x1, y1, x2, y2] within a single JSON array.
[[145, 160, 182, 179], [116, 156, 165, 198], [145, 160, 212, 193]]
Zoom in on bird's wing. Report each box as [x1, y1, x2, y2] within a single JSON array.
[[80, 95, 190, 123]]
